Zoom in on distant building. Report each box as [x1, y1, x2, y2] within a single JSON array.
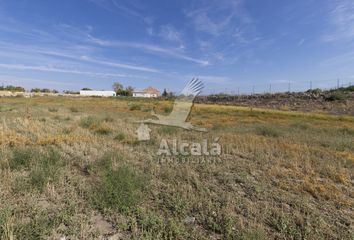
[[80, 90, 116, 97], [0, 91, 13, 97], [132, 87, 160, 98]]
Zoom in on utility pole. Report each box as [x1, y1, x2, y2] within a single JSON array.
[[237, 87, 240, 96], [252, 85, 255, 95], [269, 84, 272, 93], [337, 78, 340, 89]]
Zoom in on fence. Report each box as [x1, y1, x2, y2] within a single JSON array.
[[205, 78, 354, 95]]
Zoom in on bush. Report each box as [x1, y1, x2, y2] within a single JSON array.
[[114, 133, 126, 141], [255, 125, 282, 137], [325, 94, 346, 101], [48, 108, 58, 112], [10, 147, 36, 170], [29, 148, 63, 192], [95, 124, 112, 135], [69, 107, 79, 113], [80, 116, 102, 130], [129, 104, 142, 111], [94, 166, 144, 212], [9, 147, 63, 192], [103, 116, 114, 122], [91, 153, 144, 212]]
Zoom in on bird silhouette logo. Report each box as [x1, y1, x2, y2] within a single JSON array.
[[138, 78, 207, 132]]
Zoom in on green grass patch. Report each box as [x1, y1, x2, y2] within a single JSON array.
[[91, 152, 145, 213], [69, 107, 79, 112], [29, 147, 63, 192], [114, 133, 126, 141], [48, 108, 58, 112], [9, 147, 36, 170], [8, 147, 64, 192], [129, 103, 142, 111], [255, 125, 282, 137], [80, 116, 102, 130]]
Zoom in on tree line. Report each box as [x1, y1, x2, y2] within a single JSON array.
[[1, 82, 175, 98]]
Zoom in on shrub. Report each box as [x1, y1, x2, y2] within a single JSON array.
[[129, 104, 142, 111], [159, 126, 178, 135], [29, 148, 63, 192], [290, 121, 309, 130], [91, 152, 144, 212], [10, 147, 36, 170], [163, 106, 172, 113], [114, 133, 126, 141], [103, 116, 114, 122], [48, 108, 58, 112], [325, 94, 346, 101], [95, 124, 112, 135], [255, 125, 282, 137], [337, 127, 354, 136], [69, 107, 79, 113], [93, 166, 144, 212], [80, 116, 102, 130]]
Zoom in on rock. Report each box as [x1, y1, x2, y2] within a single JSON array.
[[183, 216, 196, 225]]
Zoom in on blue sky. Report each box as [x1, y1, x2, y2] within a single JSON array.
[[0, 0, 354, 93]]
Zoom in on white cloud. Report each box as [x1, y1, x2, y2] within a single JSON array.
[[0, 40, 160, 73], [158, 24, 183, 43], [184, 0, 249, 37], [322, 0, 354, 42], [89, 36, 209, 65], [89, 0, 153, 25], [194, 75, 231, 83], [0, 63, 130, 78]]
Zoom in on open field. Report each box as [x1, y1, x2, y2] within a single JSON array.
[[0, 96, 353, 239]]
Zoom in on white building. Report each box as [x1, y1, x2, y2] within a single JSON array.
[[132, 87, 160, 98], [80, 90, 116, 97]]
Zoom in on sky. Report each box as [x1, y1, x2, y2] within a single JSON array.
[[0, 0, 354, 94]]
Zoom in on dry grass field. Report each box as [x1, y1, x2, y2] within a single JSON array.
[[0, 96, 353, 239]]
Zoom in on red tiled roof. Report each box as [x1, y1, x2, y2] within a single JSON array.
[[143, 87, 160, 94]]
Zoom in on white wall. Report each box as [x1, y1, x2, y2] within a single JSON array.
[[80, 91, 116, 97], [133, 92, 157, 98]]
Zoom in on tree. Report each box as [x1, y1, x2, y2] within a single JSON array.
[[81, 87, 92, 91], [162, 88, 168, 97], [31, 88, 41, 93], [41, 88, 51, 93], [0, 85, 25, 92], [112, 82, 123, 94], [125, 86, 134, 96]]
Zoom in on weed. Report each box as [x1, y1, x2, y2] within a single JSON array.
[[0, 208, 14, 240], [163, 106, 172, 113], [93, 166, 144, 212], [159, 126, 178, 135], [103, 116, 114, 122], [95, 124, 112, 135], [337, 127, 354, 136], [129, 104, 142, 111], [48, 108, 58, 112], [325, 93, 346, 101], [29, 147, 63, 192], [290, 121, 309, 130], [80, 116, 102, 130], [69, 107, 79, 113], [10, 147, 36, 170], [114, 133, 125, 141], [255, 125, 282, 137]]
